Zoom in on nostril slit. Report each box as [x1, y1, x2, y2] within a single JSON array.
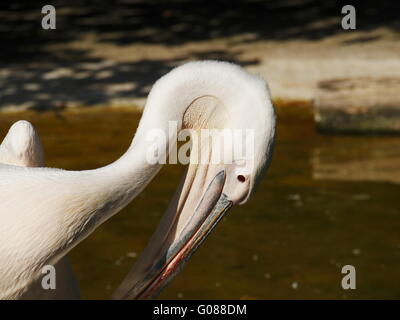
[[237, 175, 246, 183]]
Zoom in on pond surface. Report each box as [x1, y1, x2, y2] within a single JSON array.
[[1, 106, 400, 299]]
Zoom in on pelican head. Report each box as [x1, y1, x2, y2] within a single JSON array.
[[114, 61, 276, 299]]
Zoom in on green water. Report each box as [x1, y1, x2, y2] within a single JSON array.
[[1, 106, 400, 299]]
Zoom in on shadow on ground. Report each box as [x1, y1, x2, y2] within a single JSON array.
[[1, 0, 399, 61], [0, 0, 398, 111], [0, 50, 259, 111]]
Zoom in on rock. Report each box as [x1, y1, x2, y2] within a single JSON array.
[[314, 78, 400, 133]]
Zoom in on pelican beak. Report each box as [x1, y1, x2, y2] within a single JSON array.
[[113, 165, 233, 300]]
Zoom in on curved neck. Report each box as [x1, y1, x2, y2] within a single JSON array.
[[94, 135, 165, 212], [85, 60, 268, 216]]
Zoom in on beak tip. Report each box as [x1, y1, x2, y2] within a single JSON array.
[[216, 170, 226, 182]]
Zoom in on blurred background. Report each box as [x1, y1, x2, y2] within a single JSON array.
[[1, 0, 400, 299]]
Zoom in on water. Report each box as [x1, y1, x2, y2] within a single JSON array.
[[1, 105, 399, 299]]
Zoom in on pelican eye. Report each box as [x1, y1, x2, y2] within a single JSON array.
[[237, 175, 246, 183]]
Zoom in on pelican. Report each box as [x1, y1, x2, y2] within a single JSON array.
[[0, 61, 275, 300]]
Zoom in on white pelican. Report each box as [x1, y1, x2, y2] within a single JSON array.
[[0, 61, 275, 300]]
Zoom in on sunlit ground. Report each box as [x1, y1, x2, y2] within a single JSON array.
[[1, 105, 400, 299]]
